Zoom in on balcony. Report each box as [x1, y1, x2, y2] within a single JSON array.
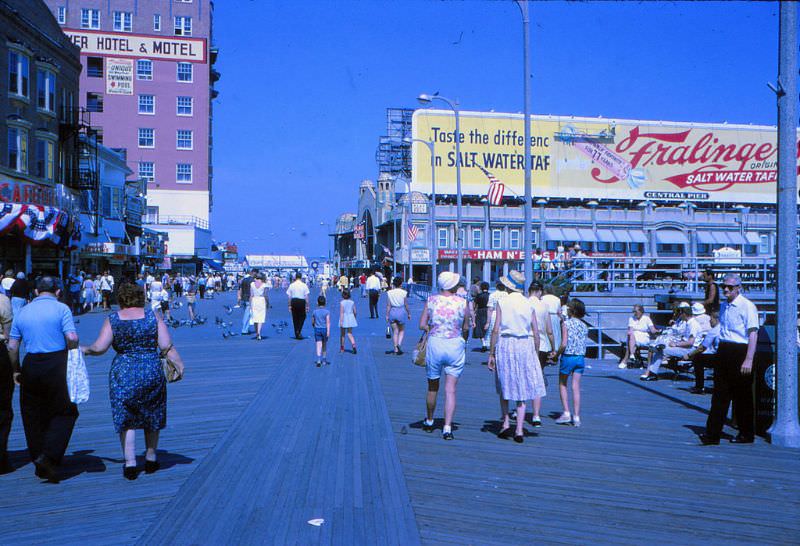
[[146, 214, 209, 230]]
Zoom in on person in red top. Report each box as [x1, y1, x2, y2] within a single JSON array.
[[359, 274, 367, 298]]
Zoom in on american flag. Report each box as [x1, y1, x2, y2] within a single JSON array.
[[478, 165, 505, 206], [407, 224, 419, 242]]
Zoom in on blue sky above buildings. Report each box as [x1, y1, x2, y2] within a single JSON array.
[[210, 0, 783, 256]]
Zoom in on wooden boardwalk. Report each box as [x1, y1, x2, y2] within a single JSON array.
[[0, 288, 797, 545]]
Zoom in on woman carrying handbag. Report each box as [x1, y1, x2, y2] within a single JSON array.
[[82, 282, 184, 480]]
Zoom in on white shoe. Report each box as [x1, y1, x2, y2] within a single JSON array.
[[555, 413, 572, 425], [618, 361, 627, 369], [639, 373, 649, 380], [572, 416, 581, 427]]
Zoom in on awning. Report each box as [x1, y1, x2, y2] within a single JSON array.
[[655, 230, 689, 244], [711, 232, 733, 245], [745, 232, 762, 244], [726, 232, 748, 245], [203, 259, 224, 271], [577, 228, 597, 242], [543, 227, 564, 241], [561, 227, 581, 241], [696, 231, 717, 245], [596, 229, 616, 243], [629, 230, 648, 243]]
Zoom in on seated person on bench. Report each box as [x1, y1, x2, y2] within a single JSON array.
[[640, 303, 708, 381], [618, 304, 659, 369], [685, 311, 720, 394]]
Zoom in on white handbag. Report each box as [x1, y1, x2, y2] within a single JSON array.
[[67, 348, 90, 404]]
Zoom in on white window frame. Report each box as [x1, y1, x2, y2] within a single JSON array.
[[153, 14, 162, 32], [174, 16, 192, 36], [80, 8, 100, 30], [176, 129, 193, 150], [176, 96, 193, 116], [113, 11, 132, 32], [471, 229, 482, 249], [176, 163, 192, 183], [138, 161, 154, 183], [57, 6, 66, 24], [35, 137, 55, 181], [36, 68, 56, 113], [491, 228, 502, 249], [437, 227, 449, 249], [176, 62, 193, 82], [7, 126, 28, 173], [136, 59, 153, 81], [138, 128, 155, 148], [138, 94, 155, 115], [509, 229, 521, 249], [8, 50, 30, 98]]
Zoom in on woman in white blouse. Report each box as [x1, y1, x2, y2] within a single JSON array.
[[385, 277, 411, 355], [618, 305, 659, 368]]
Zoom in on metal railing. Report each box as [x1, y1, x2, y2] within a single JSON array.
[[147, 215, 209, 230]]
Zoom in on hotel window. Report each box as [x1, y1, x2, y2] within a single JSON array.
[[80, 8, 100, 29], [8, 127, 28, 173], [138, 94, 155, 114], [86, 92, 103, 112], [36, 69, 56, 112], [176, 163, 192, 183], [138, 161, 154, 183], [176, 96, 193, 116], [136, 59, 153, 80], [471, 229, 482, 249], [176, 62, 193, 82], [509, 229, 520, 249], [174, 16, 192, 36], [35, 139, 55, 181], [57, 6, 66, 24], [438, 227, 449, 249], [87, 57, 103, 78], [758, 234, 770, 254], [176, 129, 193, 150], [138, 128, 154, 148], [8, 50, 30, 97], [113, 11, 132, 32], [491, 229, 502, 249], [153, 14, 161, 31]]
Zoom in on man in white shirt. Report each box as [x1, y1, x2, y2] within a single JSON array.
[[365, 269, 382, 319], [687, 312, 719, 394], [703, 274, 759, 445], [99, 271, 114, 310], [286, 273, 310, 339], [641, 304, 701, 381]]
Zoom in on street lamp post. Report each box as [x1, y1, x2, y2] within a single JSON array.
[[320, 221, 332, 274], [418, 93, 463, 278], [515, 0, 533, 282], [404, 137, 437, 286]]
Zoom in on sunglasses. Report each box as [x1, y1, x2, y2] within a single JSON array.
[[722, 284, 740, 290]]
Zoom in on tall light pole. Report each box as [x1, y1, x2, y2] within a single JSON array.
[[418, 93, 463, 277], [320, 221, 332, 273], [404, 136, 437, 285], [515, 0, 533, 282], [768, 1, 800, 448]]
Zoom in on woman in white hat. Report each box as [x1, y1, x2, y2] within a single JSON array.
[[418, 271, 472, 441], [488, 270, 546, 443]]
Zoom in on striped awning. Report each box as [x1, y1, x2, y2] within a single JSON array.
[[696, 231, 717, 244], [629, 230, 648, 243], [655, 230, 689, 244], [543, 227, 564, 241], [577, 228, 597, 242], [745, 232, 762, 244], [596, 229, 617, 243], [561, 227, 581, 241]]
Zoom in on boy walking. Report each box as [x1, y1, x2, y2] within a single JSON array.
[[312, 296, 331, 367]]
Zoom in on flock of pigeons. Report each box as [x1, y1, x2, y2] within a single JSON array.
[[163, 302, 289, 339]]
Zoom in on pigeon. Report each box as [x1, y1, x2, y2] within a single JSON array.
[[223, 305, 232, 315]]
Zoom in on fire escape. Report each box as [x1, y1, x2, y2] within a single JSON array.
[[59, 107, 100, 236]]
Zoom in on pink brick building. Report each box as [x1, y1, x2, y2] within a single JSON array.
[[43, 0, 218, 226]]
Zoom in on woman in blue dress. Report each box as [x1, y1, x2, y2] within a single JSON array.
[[82, 282, 185, 479]]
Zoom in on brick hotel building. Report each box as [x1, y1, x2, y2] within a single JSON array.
[[43, 0, 218, 229]]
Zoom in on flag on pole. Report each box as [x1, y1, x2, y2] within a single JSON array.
[[478, 165, 505, 205], [407, 224, 419, 242]]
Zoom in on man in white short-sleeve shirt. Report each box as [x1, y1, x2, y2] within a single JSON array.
[[703, 274, 759, 445], [286, 273, 310, 339]]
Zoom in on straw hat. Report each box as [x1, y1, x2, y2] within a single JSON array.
[[499, 270, 526, 293], [437, 271, 460, 291], [691, 302, 706, 315]]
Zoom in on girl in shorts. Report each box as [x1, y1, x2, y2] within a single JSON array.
[[555, 299, 588, 427]]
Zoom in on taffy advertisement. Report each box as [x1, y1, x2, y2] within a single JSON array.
[[411, 110, 797, 204]]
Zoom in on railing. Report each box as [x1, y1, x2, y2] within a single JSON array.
[[147, 215, 209, 230], [405, 282, 432, 301]]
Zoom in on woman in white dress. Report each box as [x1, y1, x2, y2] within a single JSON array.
[[339, 288, 358, 353], [250, 275, 268, 340]]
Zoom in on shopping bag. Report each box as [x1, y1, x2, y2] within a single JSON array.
[[412, 333, 428, 367], [67, 348, 90, 404]]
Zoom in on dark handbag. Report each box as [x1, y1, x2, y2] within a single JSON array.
[[161, 343, 183, 383], [385, 325, 392, 339]]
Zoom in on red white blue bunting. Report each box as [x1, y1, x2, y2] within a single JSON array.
[[0, 203, 80, 247]]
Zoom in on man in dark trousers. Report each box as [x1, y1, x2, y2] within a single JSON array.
[[239, 270, 254, 335], [286, 272, 310, 339], [702, 273, 759, 445], [365, 269, 382, 319], [7, 276, 79, 481], [0, 290, 13, 473]]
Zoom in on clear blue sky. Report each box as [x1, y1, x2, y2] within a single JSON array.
[[210, 0, 782, 257]]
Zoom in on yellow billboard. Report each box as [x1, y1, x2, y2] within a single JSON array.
[[411, 110, 796, 204]]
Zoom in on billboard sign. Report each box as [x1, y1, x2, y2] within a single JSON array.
[[412, 110, 798, 204], [65, 29, 207, 63], [105, 58, 133, 95]]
